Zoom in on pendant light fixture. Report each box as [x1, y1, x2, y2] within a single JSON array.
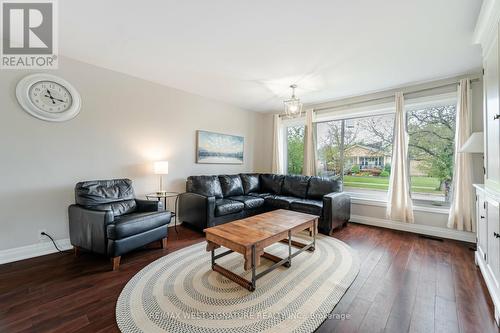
[[283, 84, 303, 118]]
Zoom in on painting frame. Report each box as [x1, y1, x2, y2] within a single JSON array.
[[196, 130, 244, 165]]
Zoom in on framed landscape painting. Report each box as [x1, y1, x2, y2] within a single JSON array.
[[196, 130, 244, 164]]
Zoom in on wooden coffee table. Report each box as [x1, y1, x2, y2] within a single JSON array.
[[204, 209, 319, 291]]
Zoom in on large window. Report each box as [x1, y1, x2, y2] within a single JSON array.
[[286, 125, 305, 175], [284, 95, 457, 206], [316, 114, 394, 197], [407, 103, 456, 205]]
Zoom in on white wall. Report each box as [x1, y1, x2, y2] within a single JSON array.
[[0, 57, 268, 251]]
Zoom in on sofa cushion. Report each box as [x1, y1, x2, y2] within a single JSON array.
[[240, 173, 260, 194], [290, 199, 323, 216], [282, 175, 310, 198], [260, 174, 284, 194], [264, 195, 298, 209], [228, 195, 265, 209], [94, 199, 137, 217], [75, 178, 135, 206], [218, 175, 244, 197], [186, 175, 223, 199], [107, 211, 171, 240], [307, 176, 342, 199], [214, 199, 244, 217]]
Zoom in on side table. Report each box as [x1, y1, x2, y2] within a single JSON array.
[[145, 192, 181, 233]]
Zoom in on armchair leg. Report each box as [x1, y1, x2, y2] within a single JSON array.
[[161, 237, 168, 249], [112, 256, 121, 271], [73, 246, 80, 257]]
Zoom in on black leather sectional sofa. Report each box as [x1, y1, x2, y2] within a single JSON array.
[[178, 173, 350, 235]]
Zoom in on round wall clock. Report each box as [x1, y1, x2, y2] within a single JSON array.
[[16, 74, 82, 122]]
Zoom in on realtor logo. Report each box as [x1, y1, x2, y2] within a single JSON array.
[[1, 0, 58, 69]]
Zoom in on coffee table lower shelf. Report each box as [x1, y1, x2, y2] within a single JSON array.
[[208, 230, 316, 292]]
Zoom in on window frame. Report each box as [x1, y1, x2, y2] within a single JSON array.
[[405, 92, 458, 208], [313, 92, 456, 211], [280, 92, 457, 212], [315, 111, 395, 197]]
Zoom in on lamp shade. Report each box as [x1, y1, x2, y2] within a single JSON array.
[[459, 132, 484, 153], [154, 161, 169, 174]]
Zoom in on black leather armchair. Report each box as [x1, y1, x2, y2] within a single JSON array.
[[178, 173, 350, 234], [68, 179, 171, 270]]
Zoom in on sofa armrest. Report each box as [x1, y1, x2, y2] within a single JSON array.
[[68, 204, 114, 255], [178, 193, 216, 230], [321, 192, 351, 234], [135, 199, 163, 212]]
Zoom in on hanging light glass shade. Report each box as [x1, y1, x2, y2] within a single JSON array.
[[283, 84, 303, 118]]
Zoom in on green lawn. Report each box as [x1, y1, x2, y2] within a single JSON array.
[[343, 175, 442, 193]]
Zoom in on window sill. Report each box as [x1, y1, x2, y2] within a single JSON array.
[[348, 194, 450, 215]]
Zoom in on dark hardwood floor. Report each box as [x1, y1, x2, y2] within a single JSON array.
[[0, 223, 498, 333]]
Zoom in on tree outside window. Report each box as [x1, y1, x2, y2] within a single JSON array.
[[286, 126, 305, 175], [407, 104, 456, 204]]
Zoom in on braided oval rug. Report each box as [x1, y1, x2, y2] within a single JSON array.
[[116, 233, 359, 333]]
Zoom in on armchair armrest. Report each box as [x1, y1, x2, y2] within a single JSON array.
[[68, 204, 114, 255], [322, 192, 351, 234], [135, 199, 163, 212], [178, 192, 216, 230]]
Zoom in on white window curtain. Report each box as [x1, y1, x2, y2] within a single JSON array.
[[303, 109, 317, 176], [447, 79, 474, 231], [271, 114, 285, 174], [387, 92, 414, 223]]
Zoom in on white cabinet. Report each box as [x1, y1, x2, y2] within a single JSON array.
[[475, 185, 500, 325], [487, 198, 500, 288], [484, 26, 500, 191], [472, 4, 500, 325], [477, 193, 488, 262]]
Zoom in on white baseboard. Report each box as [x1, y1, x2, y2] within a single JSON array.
[[350, 214, 476, 243], [0, 238, 72, 265]]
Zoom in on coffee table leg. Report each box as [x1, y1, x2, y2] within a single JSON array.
[[288, 230, 292, 267], [211, 249, 215, 269], [312, 219, 317, 251], [250, 245, 256, 291]]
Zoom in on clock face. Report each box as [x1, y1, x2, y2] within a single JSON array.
[[28, 81, 73, 113]]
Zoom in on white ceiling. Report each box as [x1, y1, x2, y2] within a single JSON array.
[[60, 0, 483, 112]]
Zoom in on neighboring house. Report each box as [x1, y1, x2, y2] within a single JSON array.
[[317, 144, 427, 176], [344, 144, 391, 170]]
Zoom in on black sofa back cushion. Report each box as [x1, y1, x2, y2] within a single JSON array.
[[307, 176, 342, 199], [218, 175, 244, 197], [282, 175, 310, 198], [240, 173, 260, 194], [186, 175, 223, 199], [75, 179, 135, 206], [260, 174, 284, 194], [75, 179, 137, 216]]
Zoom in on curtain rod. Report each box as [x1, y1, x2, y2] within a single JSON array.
[[279, 76, 480, 117]]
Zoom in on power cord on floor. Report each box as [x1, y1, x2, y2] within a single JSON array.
[[41, 231, 64, 253]]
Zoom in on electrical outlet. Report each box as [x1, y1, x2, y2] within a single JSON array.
[[38, 229, 47, 241]]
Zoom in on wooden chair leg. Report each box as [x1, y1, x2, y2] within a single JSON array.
[[112, 256, 121, 271], [74, 246, 80, 257], [161, 237, 168, 249]]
